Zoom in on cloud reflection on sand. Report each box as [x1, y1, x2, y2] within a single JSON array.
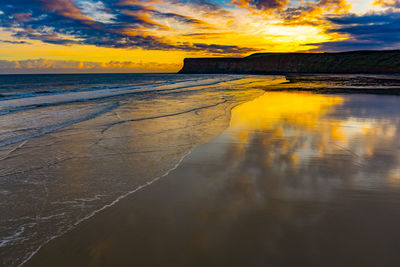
[[26, 91, 400, 267], [227, 91, 400, 190]]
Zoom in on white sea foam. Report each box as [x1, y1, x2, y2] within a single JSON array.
[[0, 76, 242, 113], [0, 74, 275, 266], [19, 148, 194, 266], [0, 76, 246, 148], [0, 102, 120, 148]]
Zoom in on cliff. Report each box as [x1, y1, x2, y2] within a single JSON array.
[[178, 50, 400, 74]]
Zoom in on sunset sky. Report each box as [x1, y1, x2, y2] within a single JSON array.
[[0, 0, 399, 73]]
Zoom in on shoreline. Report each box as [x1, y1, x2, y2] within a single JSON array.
[[263, 74, 400, 95], [25, 90, 400, 267], [4, 74, 400, 266], [265, 87, 400, 95], [1, 75, 272, 266], [20, 148, 195, 266]]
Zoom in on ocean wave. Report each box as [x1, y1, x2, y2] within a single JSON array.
[[0, 102, 120, 148], [0, 76, 242, 114], [0, 76, 248, 148], [0, 74, 276, 266]]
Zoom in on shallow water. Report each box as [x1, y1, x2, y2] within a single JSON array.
[[26, 91, 400, 267], [0, 74, 285, 265]]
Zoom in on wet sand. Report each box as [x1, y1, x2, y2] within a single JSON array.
[[27, 91, 400, 267], [2, 76, 284, 265]]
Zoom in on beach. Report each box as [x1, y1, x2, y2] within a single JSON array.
[[0, 74, 282, 265], [2, 74, 400, 266], [3, 0, 400, 264]]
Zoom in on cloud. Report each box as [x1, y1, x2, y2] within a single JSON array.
[[230, 0, 289, 12], [0, 39, 30, 44], [373, 0, 400, 8], [153, 11, 209, 26], [78, 0, 116, 23], [0, 0, 394, 55], [0, 0, 253, 54], [0, 58, 182, 73], [227, 0, 350, 29], [312, 11, 400, 51], [179, 43, 258, 53], [280, 0, 351, 25], [169, 0, 227, 15]]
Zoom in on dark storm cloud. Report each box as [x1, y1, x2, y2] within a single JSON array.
[[0, 0, 252, 53], [312, 11, 400, 51]]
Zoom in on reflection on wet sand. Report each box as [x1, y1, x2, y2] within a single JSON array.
[[1, 76, 277, 265], [27, 92, 400, 267]]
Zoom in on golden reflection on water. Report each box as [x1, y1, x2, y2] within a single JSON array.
[[25, 91, 400, 267], [228, 92, 400, 188], [230, 92, 344, 140]]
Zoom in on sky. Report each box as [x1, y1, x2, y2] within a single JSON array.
[[0, 0, 399, 73]]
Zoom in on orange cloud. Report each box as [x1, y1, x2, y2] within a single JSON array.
[[373, 0, 400, 8], [40, 0, 93, 21], [281, 0, 351, 26]]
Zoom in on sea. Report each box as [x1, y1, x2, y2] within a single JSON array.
[[0, 73, 286, 265], [2, 73, 400, 266]]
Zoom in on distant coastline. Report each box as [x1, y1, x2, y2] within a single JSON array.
[[179, 50, 400, 74]]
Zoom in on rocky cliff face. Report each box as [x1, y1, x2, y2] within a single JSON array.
[[179, 50, 400, 74]]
